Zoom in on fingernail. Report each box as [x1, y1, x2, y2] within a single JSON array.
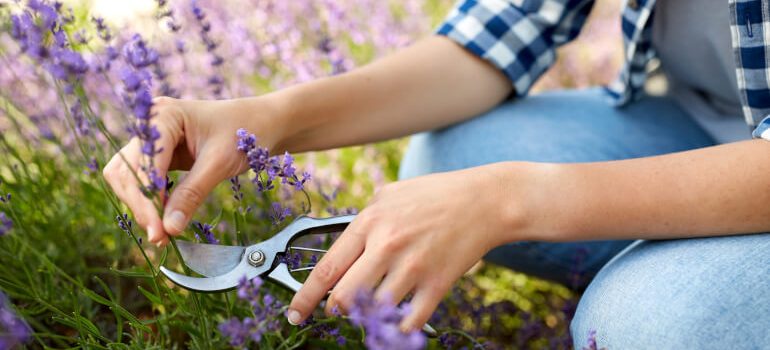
[[165, 210, 187, 231], [287, 309, 301, 325], [147, 227, 157, 241]]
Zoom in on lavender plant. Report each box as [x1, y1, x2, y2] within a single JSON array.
[[0, 0, 621, 348]]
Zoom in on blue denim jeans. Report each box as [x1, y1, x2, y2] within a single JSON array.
[[398, 89, 770, 348]]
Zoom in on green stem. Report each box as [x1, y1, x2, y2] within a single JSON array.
[[277, 318, 341, 350], [437, 328, 484, 348]]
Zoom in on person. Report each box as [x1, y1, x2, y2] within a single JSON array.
[[103, 0, 770, 347]]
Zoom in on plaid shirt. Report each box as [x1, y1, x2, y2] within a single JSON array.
[[436, 0, 770, 140]]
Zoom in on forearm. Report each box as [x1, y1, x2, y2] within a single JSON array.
[[506, 140, 770, 243], [261, 36, 511, 152]]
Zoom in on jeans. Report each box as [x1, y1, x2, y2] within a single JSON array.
[[398, 88, 770, 349]]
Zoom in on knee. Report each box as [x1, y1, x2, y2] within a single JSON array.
[[570, 237, 770, 349], [398, 133, 437, 180]]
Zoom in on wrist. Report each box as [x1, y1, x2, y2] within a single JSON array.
[[483, 161, 568, 246], [259, 78, 334, 153], [222, 93, 293, 152]]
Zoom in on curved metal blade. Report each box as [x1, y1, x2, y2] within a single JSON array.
[[160, 244, 275, 292], [160, 265, 248, 292], [176, 240, 245, 277]]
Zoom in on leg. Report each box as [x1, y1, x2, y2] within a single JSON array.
[[570, 233, 770, 348], [399, 88, 716, 287]]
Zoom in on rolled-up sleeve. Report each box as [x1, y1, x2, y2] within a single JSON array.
[[752, 115, 770, 140], [436, 0, 594, 96]]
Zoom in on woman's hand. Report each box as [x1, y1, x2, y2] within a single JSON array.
[[287, 162, 539, 331], [103, 96, 284, 246]]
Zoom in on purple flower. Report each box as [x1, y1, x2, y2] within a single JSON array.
[[582, 330, 604, 350], [269, 202, 291, 225], [174, 40, 186, 54], [348, 289, 426, 350], [28, 0, 58, 29], [122, 34, 159, 69], [11, 13, 47, 60], [281, 152, 296, 179], [11, 2, 90, 83], [145, 168, 167, 194], [120, 67, 149, 92], [220, 276, 287, 346], [0, 212, 12, 236], [236, 129, 312, 194], [53, 50, 89, 77], [73, 30, 88, 45], [120, 36, 164, 196], [0, 181, 10, 205], [116, 213, 133, 236], [92, 16, 112, 42], [192, 221, 219, 244], [236, 276, 263, 302], [69, 100, 90, 136], [133, 87, 154, 121], [211, 55, 224, 66], [0, 292, 30, 348], [218, 317, 251, 346], [281, 251, 302, 270], [438, 333, 459, 348], [191, 0, 225, 96]]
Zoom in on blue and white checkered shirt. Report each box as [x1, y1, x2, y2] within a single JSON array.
[[436, 0, 770, 140]]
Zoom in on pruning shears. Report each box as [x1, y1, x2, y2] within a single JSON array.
[[161, 215, 354, 293], [159, 214, 437, 336]]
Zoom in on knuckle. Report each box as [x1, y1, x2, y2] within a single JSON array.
[[103, 159, 132, 189], [102, 160, 118, 181], [173, 186, 205, 207], [150, 97, 184, 125], [403, 257, 425, 276], [312, 260, 339, 286], [329, 291, 352, 314], [356, 207, 379, 228], [152, 95, 175, 107], [380, 230, 407, 254]]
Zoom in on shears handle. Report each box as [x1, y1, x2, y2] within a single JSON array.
[[267, 214, 357, 252]]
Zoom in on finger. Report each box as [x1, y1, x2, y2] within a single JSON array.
[[288, 221, 367, 325], [399, 283, 446, 333], [122, 177, 166, 245], [374, 266, 418, 307], [103, 141, 165, 245], [162, 152, 224, 235], [145, 100, 185, 190], [324, 251, 387, 316]]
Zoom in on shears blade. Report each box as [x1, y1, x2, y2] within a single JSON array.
[[175, 240, 245, 277]]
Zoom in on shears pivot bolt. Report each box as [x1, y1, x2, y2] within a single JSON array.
[[248, 250, 265, 267]]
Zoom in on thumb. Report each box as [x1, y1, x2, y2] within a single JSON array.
[[162, 159, 222, 235]]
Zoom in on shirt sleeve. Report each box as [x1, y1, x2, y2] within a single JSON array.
[[436, 0, 594, 96], [752, 115, 770, 140]]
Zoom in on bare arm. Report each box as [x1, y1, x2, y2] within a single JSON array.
[[239, 35, 512, 152], [102, 36, 511, 244], [516, 139, 770, 243], [287, 139, 770, 331]]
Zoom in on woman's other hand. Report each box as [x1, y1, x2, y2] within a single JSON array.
[[102, 96, 284, 246]]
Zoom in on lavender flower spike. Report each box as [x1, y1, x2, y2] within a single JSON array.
[[0, 212, 12, 236], [193, 221, 219, 244], [0, 292, 31, 348], [348, 289, 426, 350], [235, 128, 311, 193]]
